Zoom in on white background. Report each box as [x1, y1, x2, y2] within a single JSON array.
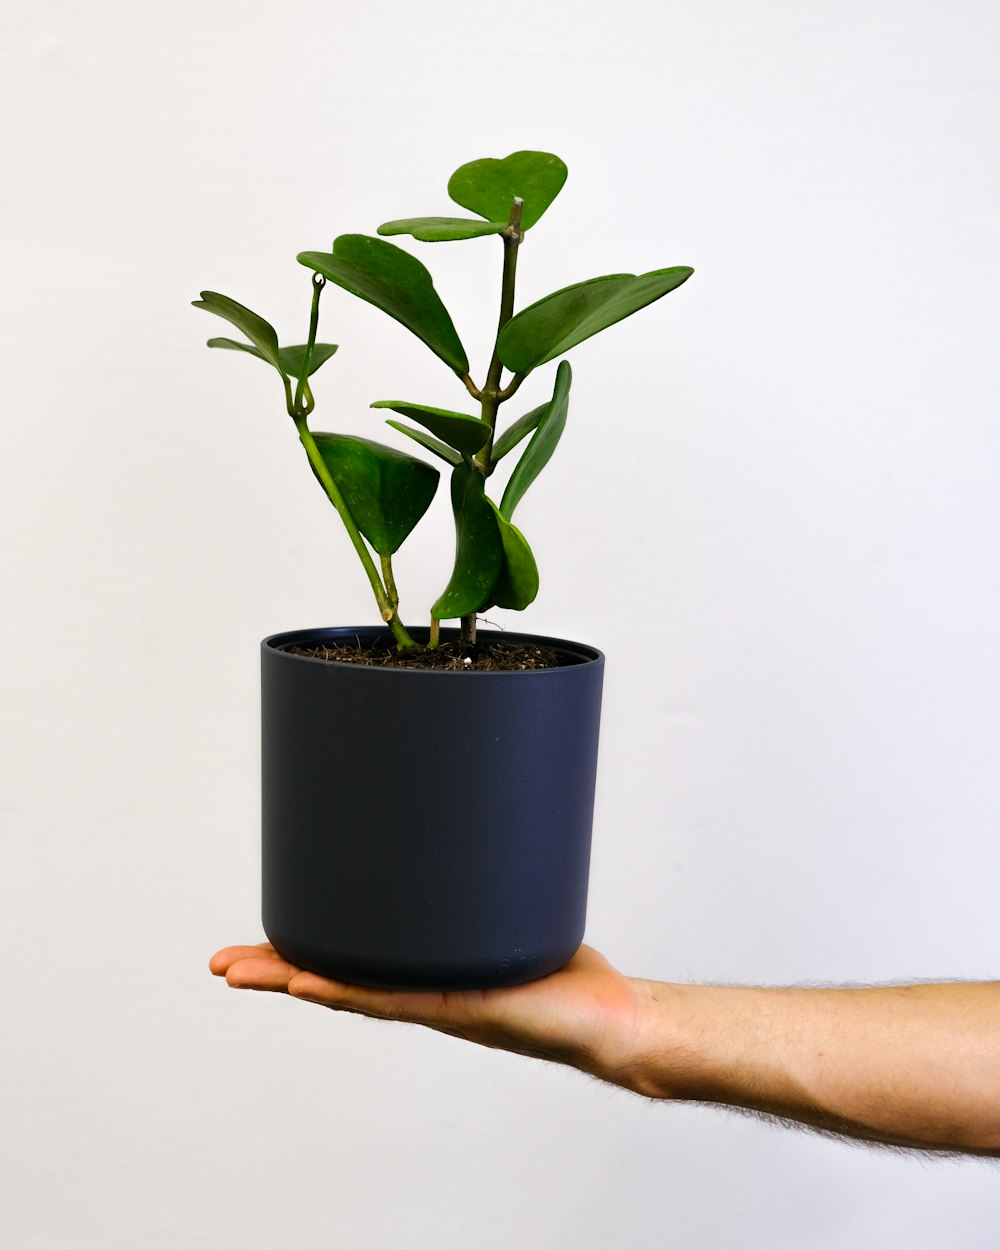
[[3, 0, 999, 1245]]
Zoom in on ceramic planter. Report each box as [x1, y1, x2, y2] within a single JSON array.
[[261, 625, 605, 990]]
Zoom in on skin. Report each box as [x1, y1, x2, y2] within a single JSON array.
[[210, 942, 1000, 1156]]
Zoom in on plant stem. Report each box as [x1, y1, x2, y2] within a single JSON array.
[[476, 196, 525, 471], [293, 273, 325, 414], [490, 198, 525, 382], [288, 272, 417, 651], [295, 418, 417, 650], [497, 372, 527, 402], [380, 553, 399, 611], [428, 617, 440, 649], [460, 197, 525, 643]]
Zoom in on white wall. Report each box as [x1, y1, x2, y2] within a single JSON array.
[[3, 0, 999, 1245]]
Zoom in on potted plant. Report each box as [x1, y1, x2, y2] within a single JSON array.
[[195, 150, 692, 990]]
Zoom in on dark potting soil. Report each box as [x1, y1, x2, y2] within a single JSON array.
[[285, 638, 565, 671]]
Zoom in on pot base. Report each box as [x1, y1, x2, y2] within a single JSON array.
[[263, 926, 584, 991]]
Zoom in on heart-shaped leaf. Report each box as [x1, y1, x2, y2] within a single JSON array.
[[378, 217, 507, 242], [311, 433, 438, 556], [448, 151, 568, 232], [499, 361, 571, 521], [491, 401, 547, 462], [299, 235, 469, 376], [194, 292, 282, 372], [385, 420, 462, 467], [498, 267, 693, 374], [487, 501, 539, 611], [372, 401, 491, 457], [430, 464, 504, 621]]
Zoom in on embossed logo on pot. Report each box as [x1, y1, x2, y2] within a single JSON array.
[[499, 949, 539, 976]]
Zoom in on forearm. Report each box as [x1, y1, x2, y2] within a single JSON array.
[[618, 978, 1000, 1154], [212, 941, 1000, 1155]]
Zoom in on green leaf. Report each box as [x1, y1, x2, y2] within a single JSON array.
[[206, 336, 269, 362], [299, 235, 469, 376], [448, 151, 568, 232], [372, 401, 491, 457], [206, 338, 339, 383], [378, 217, 507, 242], [500, 361, 572, 521], [278, 343, 339, 380], [385, 420, 462, 467], [193, 292, 283, 372], [311, 433, 438, 557], [498, 267, 693, 374], [430, 463, 504, 620], [491, 402, 547, 462], [487, 501, 539, 611]]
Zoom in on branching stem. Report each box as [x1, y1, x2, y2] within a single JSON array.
[[475, 197, 525, 471], [289, 273, 417, 651], [497, 372, 526, 403], [461, 372, 483, 402], [461, 196, 525, 642]]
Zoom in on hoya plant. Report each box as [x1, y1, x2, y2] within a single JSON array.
[[195, 150, 692, 651]]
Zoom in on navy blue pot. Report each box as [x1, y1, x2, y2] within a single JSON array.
[[261, 626, 605, 990]]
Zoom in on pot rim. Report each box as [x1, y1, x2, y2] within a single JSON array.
[[262, 625, 604, 673]]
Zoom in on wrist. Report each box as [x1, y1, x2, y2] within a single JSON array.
[[619, 979, 782, 1104], [614, 979, 707, 1099]]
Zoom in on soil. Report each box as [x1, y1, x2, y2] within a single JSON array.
[[285, 637, 565, 671]]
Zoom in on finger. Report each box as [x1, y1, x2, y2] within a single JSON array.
[[223, 955, 299, 992], [287, 971, 464, 1026], [209, 944, 281, 976]]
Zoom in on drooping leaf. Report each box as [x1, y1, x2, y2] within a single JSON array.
[[498, 267, 693, 374], [491, 401, 547, 462], [430, 463, 504, 620], [499, 361, 572, 521], [206, 337, 269, 362], [385, 420, 462, 467], [448, 151, 568, 232], [311, 433, 438, 556], [193, 292, 283, 372], [372, 401, 491, 457], [206, 338, 340, 383], [378, 217, 507, 242], [278, 343, 339, 380], [299, 235, 469, 375], [487, 501, 539, 611]]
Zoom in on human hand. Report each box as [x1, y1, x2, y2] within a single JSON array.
[[209, 942, 652, 1088], [211, 943, 1000, 1153]]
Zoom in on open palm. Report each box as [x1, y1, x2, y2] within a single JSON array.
[[210, 941, 648, 1083]]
